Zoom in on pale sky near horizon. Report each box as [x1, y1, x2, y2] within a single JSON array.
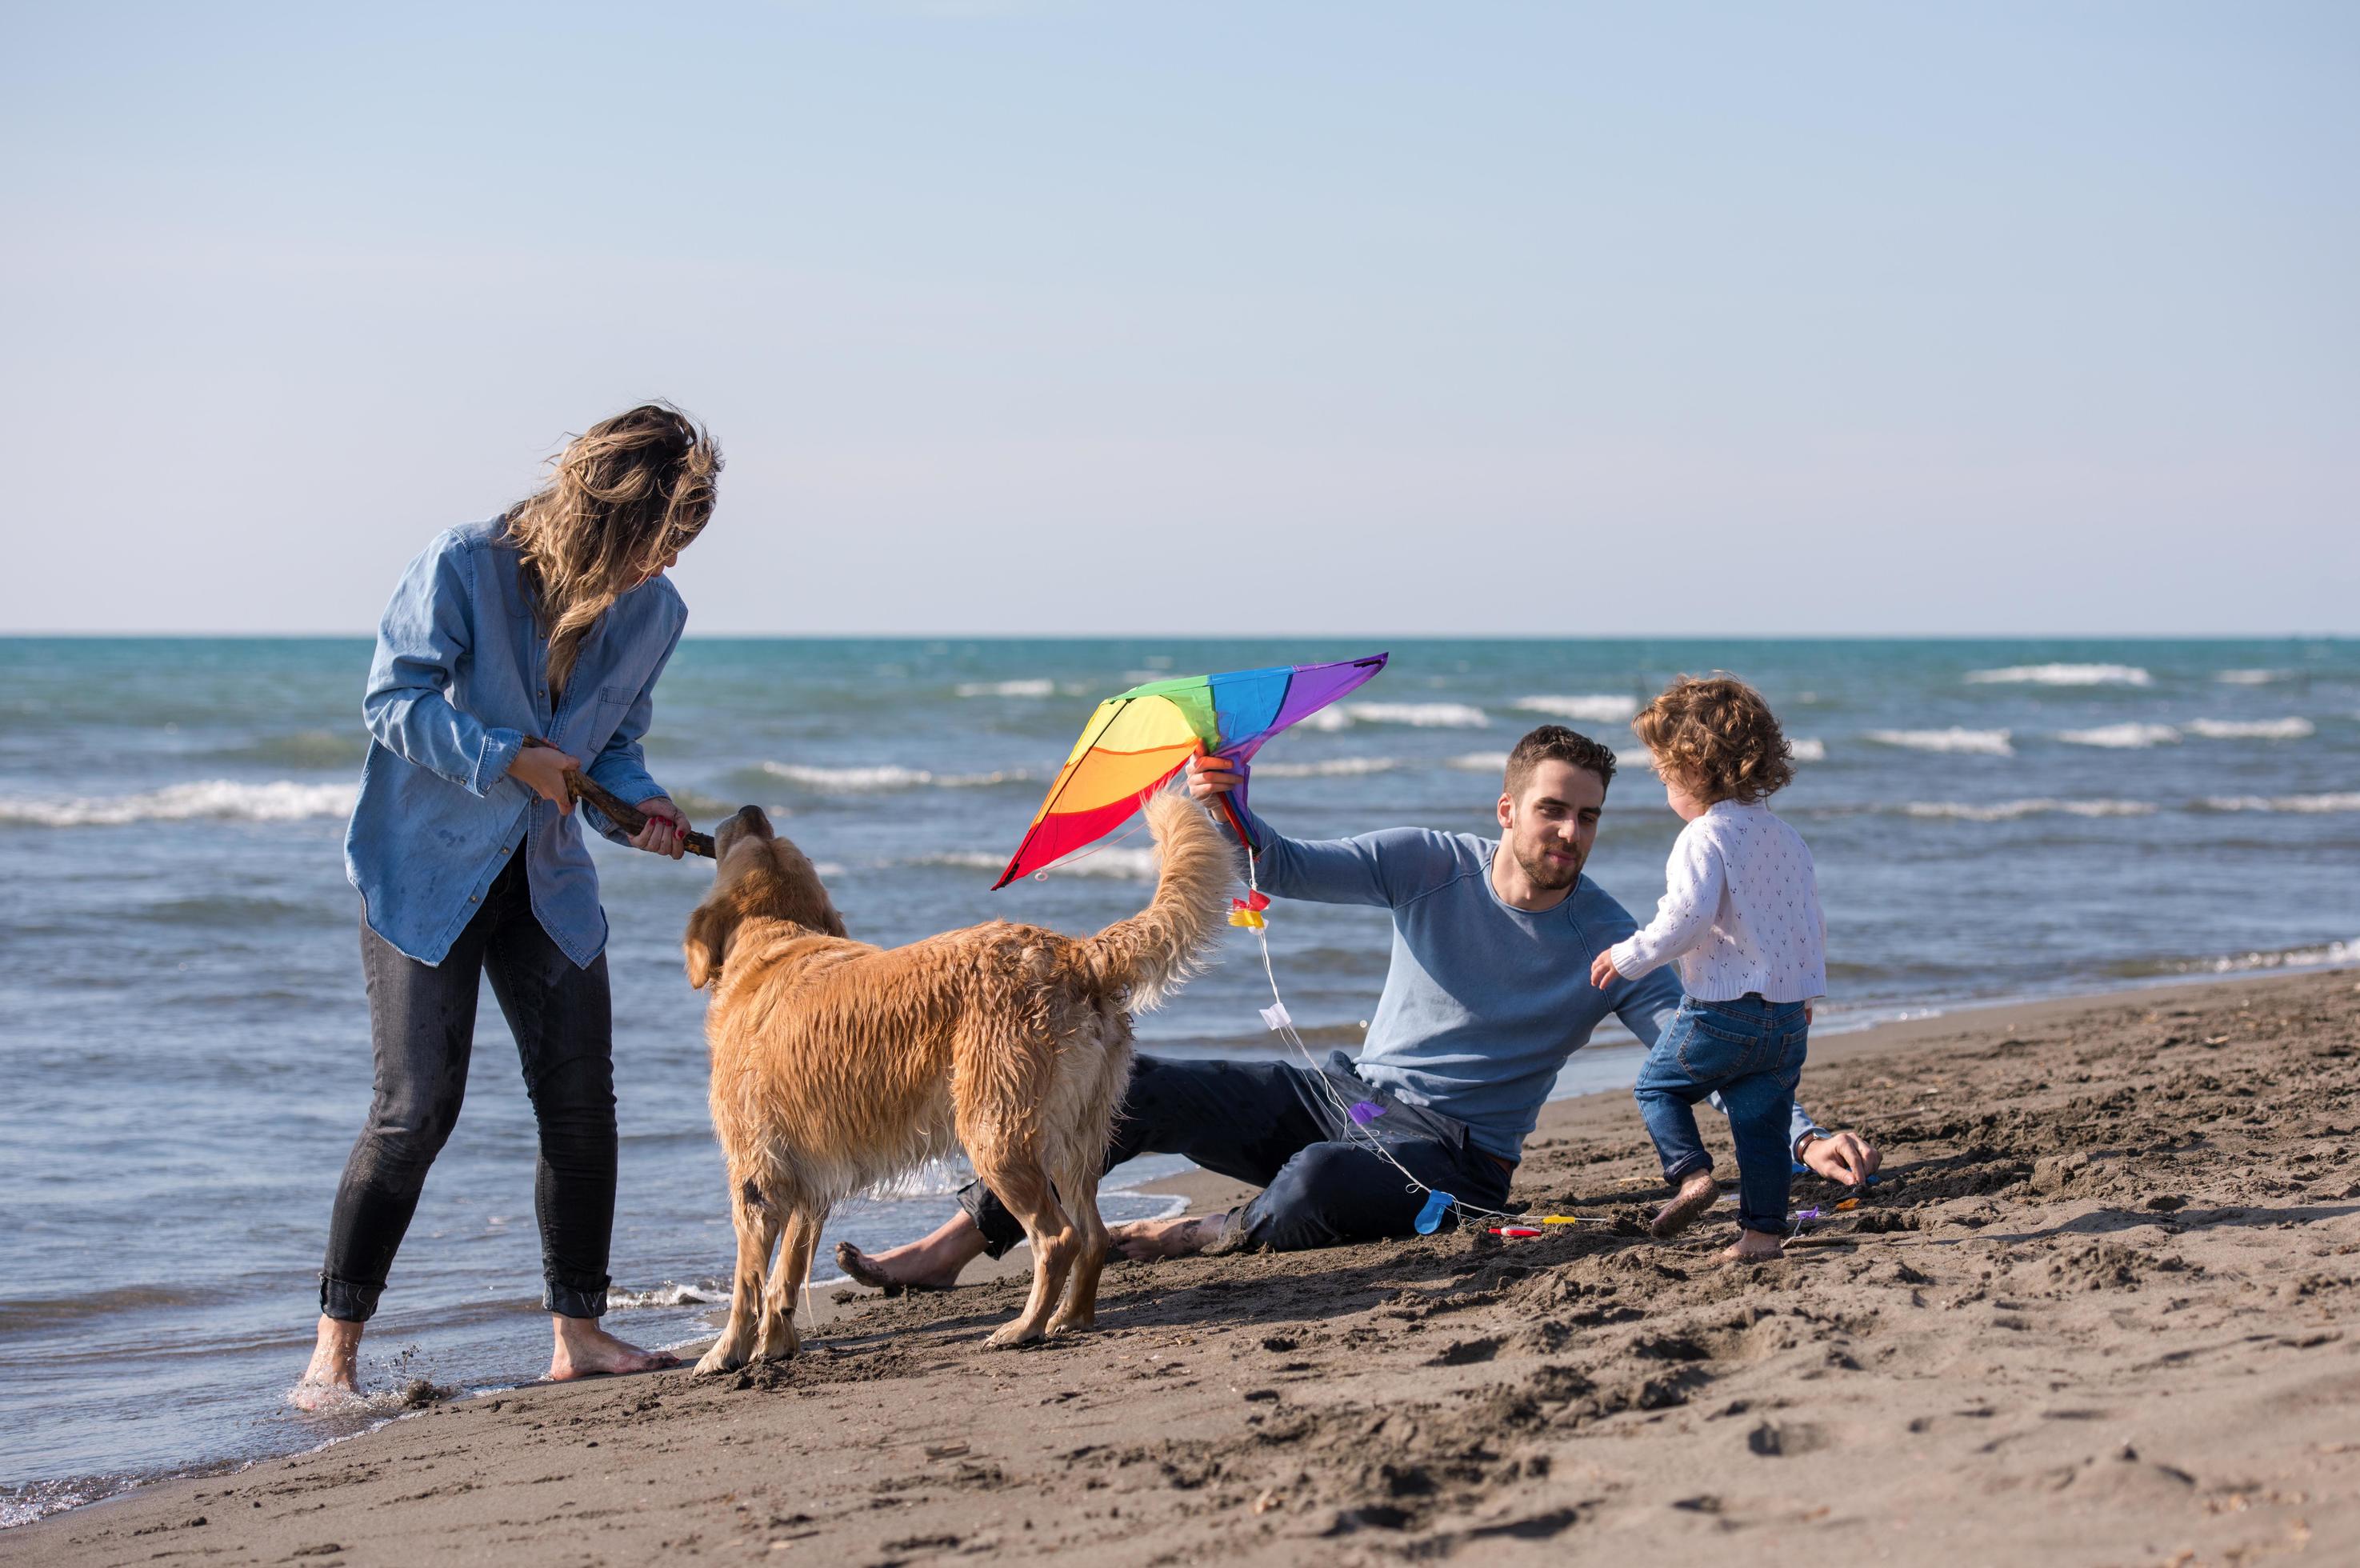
[[2, 2, 2353, 637]]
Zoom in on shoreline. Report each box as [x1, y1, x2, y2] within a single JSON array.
[[10, 964, 2357, 1564]]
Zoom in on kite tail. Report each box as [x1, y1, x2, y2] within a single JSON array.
[[1078, 790, 1237, 1014]]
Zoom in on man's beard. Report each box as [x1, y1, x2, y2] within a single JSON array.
[[1512, 839, 1583, 891]]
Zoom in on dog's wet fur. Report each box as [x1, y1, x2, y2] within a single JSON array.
[[684, 792, 1234, 1369]]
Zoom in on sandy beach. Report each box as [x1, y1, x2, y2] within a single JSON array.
[[11, 967, 2357, 1566]]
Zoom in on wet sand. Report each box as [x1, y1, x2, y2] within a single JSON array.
[[11, 969, 2358, 1566]]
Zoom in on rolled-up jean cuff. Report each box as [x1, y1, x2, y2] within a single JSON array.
[[319, 1274, 382, 1324], [1660, 1151, 1714, 1184], [1738, 1219, 1788, 1237], [545, 1277, 611, 1319]]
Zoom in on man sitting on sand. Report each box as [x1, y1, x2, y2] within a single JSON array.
[[841, 726, 1879, 1287]]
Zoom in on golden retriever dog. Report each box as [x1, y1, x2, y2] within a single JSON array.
[[684, 790, 1232, 1371]]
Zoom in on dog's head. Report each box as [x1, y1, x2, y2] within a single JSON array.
[[682, 805, 848, 990]]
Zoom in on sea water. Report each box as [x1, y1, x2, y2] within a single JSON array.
[[2, 635, 2355, 1522]]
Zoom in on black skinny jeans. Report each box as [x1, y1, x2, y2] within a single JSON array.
[[321, 854, 618, 1322], [955, 1051, 1513, 1254]]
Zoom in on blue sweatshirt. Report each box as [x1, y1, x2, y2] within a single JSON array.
[[1239, 809, 1826, 1162]]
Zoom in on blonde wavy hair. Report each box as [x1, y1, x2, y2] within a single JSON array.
[[1631, 673, 1795, 806], [504, 402, 722, 693]]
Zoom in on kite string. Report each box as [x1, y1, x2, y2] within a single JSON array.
[[1237, 838, 1526, 1230]]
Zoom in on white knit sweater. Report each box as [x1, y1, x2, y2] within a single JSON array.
[[1607, 800, 1827, 1003]]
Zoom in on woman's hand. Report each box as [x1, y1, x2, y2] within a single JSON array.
[[1587, 948, 1622, 990], [508, 745, 578, 814], [631, 798, 690, 859], [1186, 754, 1241, 802]]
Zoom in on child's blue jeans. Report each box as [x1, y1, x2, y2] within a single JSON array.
[[1634, 994, 1810, 1236]]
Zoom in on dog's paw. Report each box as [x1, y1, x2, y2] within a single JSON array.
[[1046, 1310, 1094, 1337], [694, 1345, 746, 1377], [983, 1322, 1044, 1350]]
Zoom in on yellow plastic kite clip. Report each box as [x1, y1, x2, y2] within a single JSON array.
[[1228, 908, 1267, 930]]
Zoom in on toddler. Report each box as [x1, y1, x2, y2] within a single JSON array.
[[1588, 674, 1826, 1261]]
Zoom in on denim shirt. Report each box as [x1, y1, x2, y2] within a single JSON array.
[[344, 520, 686, 967]]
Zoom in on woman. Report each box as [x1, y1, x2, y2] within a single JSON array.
[[296, 404, 718, 1404]]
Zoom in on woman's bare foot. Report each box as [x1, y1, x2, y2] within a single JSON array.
[[546, 1316, 678, 1382], [290, 1315, 365, 1410], [1722, 1230, 1784, 1263], [1109, 1211, 1228, 1262], [1650, 1170, 1721, 1239], [836, 1214, 990, 1295]]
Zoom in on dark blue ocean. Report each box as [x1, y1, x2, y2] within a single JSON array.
[[2, 636, 2354, 1525]]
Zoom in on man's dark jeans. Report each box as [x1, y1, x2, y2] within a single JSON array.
[[321, 854, 618, 1322], [955, 1051, 1513, 1254], [1633, 994, 1808, 1236]]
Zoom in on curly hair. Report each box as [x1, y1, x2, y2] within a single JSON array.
[[504, 402, 722, 694], [1503, 724, 1618, 797], [1630, 674, 1794, 805]]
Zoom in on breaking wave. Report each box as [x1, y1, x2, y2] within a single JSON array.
[[1866, 727, 2014, 757], [1254, 757, 1402, 778], [954, 678, 1056, 698], [1788, 738, 1827, 763], [2182, 717, 2314, 741], [1343, 702, 1490, 729], [606, 1280, 729, 1310], [1965, 663, 2151, 687], [0, 780, 357, 828], [2197, 792, 2360, 814], [2170, 938, 2358, 975], [2214, 669, 2287, 686], [761, 762, 1034, 792], [1447, 751, 1510, 773], [1513, 694, 1639, 723], [2057, 723, 2181, 749], [1900, 798, 2158, 822]]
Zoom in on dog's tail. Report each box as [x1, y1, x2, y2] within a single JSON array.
[[1076, 789, 1237, 1012]]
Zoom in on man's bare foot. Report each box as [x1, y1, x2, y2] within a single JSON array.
[[1650, 1171, 1721, 1239], [836, 1213, 990, 1295], [1110, 1211, 1228, 1262], [546, 1316, 679, 1382], [1722, 1230, 1784, 1263], [290, 1315, 364, 1410]]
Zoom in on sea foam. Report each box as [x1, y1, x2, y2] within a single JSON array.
[[1513, 694, 1640, 723], [2057, 723, 2181, 749], [1965, 663, 2152, 687], [1866, 727, 2015, 757], [2214, 669, 2286, 686], [0, 780, 357, 828], [1788, 738, 1828, 763]]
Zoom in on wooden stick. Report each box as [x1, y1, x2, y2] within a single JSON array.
[[522, 736, 717, 858]]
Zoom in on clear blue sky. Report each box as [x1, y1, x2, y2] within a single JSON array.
[[2, 2, 2352, 635]]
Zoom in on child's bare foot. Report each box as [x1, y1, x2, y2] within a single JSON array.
[[1722, 1230, 1784, 1263], [1650, 1171, 1720, 1238]]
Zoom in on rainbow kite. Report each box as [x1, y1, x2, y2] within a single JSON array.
[[991, 655, 1389, 888]]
